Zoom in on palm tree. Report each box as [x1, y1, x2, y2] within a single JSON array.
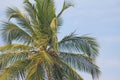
[[0, 0, 100, 80]]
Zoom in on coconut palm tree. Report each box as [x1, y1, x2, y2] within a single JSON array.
[[0, 0, 100, 80]]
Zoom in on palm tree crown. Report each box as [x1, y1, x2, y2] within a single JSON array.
[[0, 0, 100, 80]]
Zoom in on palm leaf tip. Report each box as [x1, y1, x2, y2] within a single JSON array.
[[6, 7, 19, 20], [63, 0, 74, 9], [57, 0, 73, 17]]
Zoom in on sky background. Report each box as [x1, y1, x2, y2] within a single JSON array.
[[0, 0, 120, 80]]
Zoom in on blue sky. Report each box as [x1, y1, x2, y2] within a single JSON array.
[[0, 0, 120, 80]]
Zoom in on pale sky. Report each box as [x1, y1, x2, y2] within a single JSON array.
[[0, 0, 120, 80]]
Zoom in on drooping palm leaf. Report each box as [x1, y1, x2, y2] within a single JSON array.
[[1, 22, 32, 44], [0, 51, 29, 70], [0, 59, 31, 80], [51, 58, 83, 80], [59, 33, 99, 58], [0, 44, 31, 52], [59, 52, 100, 79], [6, 7, 34, 35]]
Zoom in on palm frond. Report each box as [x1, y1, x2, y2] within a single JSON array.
[[35, 0, 56, 27], [0, 44, 31, 53], [0, 51, 29, 69], [57, 0, 73, 18], [59, 33, 99, 58], [6, 7, 34, 36], [1, 22, 32, 44], [26, 62, 45, 80], [26, 51, 52, 80], [24, 1, 38, 25], [0, 59, 31, 80], [59, 52, 100, 79], [51, 58, 83, 80]]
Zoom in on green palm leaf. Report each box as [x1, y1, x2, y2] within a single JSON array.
[[26, 62, 45, 80], [59, 52, 100, 79], [51, 58, 83, 80], [59, 33, 99, 58], [0, 59, 31, 80], [0, 44, 31, 52], [0, 51, 29, 70], [6, 7, 34, 35], [24, 1, 38, 25], [35, 0, 56, 27], [1, 22, 32, 44]]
